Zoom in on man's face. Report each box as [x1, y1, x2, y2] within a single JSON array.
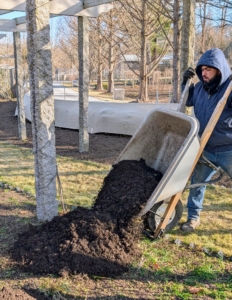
[[201, 66, 220, 82]]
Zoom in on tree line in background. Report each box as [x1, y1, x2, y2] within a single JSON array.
[[57, 0, 173, 102], [1, 0, 232, 102]]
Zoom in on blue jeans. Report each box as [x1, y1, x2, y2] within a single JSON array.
[[187, 149, 232, 220]]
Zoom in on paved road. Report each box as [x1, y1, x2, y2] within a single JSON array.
[[53, 81, 104, 102]]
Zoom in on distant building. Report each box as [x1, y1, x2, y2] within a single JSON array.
[[55, 68, 78, 81], [158, 53, 173, 69], [123, 55, 140, 70], [114, 53, 173, 79]]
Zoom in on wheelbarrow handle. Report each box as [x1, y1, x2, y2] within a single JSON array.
[[177, 78, 192, 113], [184, 171, 224, 190], [184, 153, 228, 189]]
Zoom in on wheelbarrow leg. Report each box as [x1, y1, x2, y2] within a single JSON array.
[[153, 192, 182, 238]]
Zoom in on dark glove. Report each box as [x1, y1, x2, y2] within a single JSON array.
[[183, 67, 195, 83]]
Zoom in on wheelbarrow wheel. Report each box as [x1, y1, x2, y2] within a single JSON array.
[[146, 200, 183, 232]]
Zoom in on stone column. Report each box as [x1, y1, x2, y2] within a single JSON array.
[[78, 16, 89, 153], [13, 31, 27, 140], [180, 0, 196, 74], [26, 0, 58, 221]]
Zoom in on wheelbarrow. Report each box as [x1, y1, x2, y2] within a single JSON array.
[[115, 77, 232, 238]]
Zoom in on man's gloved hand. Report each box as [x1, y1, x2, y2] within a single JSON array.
[[183, 67, 195, 82]]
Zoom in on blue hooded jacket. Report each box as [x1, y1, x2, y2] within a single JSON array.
[[186, 48, 232, 152]]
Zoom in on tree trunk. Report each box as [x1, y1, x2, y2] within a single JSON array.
[[220, 2, 226, 48], [171, 0, 180, 103], [78, 16, 89, 153], [26, 0, 58, 221], [96, 63, 103, 90], [96, 39, 103, 90], [180, 0, 196, 77], [96, 44, 103, 90], [138, 0, 148, 102], [107, 14, 114, 94], [200, 2, 207, 54], [107, 56, 114, 94], [138, 74, 148, 102], [13, 31, 27, 140], [96, 18, 103, 90], [107, 70, 114, 93]]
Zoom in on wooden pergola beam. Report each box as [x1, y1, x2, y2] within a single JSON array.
[[83, 0, 114, 8], [0, 19, 26, 31], [0, 0, 113, 17], [15, 16, 26, 24], [0, 10, 10, 15]]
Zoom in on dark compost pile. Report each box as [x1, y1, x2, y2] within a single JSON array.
[[0, 286, 51, 300], [11, 159, 162, 277]]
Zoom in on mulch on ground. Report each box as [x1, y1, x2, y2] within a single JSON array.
[[0, 286, 52, 300], [11, 159, 162, 278]]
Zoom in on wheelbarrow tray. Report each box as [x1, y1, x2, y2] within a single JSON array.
[[115, 108, 200, 216]]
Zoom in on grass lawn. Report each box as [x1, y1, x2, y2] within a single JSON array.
[[0, 141, 232, 299]]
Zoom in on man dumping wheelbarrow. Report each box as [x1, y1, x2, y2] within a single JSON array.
[[115, 48, 232, 239], [181, 48, 232, 233]]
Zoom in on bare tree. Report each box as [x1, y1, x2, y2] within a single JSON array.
[[56, 16, 102, 84], [148, 0, 181, 102], [89, 6, 124, 93], [56, 17, 79, 69], [195, 0, 232, 55], [196, 0, 212, 54], [180, 0, 196, 77], [89, 16, 107, 90], [102, 7, 124, 93], [117, 0, 171, 102]]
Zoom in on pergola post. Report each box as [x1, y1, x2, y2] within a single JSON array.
[[26, 0, 58, 221], [180, 0, 196, 74], [78, 16, 89, 153], [13, 31, 27, 140]]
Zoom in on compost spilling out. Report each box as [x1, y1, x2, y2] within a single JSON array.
[[11, 159, 162, 278]]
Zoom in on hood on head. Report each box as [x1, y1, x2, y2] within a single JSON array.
[[196, 48, 231, 85]]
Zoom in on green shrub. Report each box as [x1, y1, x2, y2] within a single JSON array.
[[103, 83, 108, 90]]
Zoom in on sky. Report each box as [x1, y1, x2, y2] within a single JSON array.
[[0, 10, 60, 42], [0, 11, 25, 19]]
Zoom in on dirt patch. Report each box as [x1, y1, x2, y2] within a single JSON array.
[[1, 98, 231, 187], [11, 159, 162, 278], [0, 98, 130, 165]]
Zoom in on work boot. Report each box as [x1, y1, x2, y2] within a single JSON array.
[[181, 219, 200, 232]]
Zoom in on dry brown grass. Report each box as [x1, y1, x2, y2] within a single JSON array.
[[0, 142, 232, 299]]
